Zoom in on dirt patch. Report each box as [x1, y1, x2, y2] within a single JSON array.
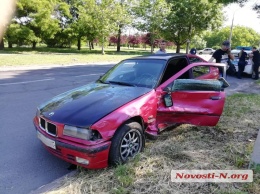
[[225, 77, 260, 96]]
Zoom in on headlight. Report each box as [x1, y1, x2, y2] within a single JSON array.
[[63, 125, 101, 140]]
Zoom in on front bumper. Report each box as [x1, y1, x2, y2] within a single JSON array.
[[34, 118, 111, 169]]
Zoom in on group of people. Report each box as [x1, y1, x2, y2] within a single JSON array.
[[208, 41, 260, 80], [155, 40, 260, 80], [237, 46, 260, 80]]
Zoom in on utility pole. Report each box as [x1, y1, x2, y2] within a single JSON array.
[[228, 8, 239, 49]]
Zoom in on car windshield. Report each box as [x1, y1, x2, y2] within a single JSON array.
[[98, 59, 166, 88]]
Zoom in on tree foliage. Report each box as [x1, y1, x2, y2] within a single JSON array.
[[204, 26, 260, 49], [3, 0, 259, 52], [163, 0, 223, 53], [132, 0, 170, 52], [11, 0, 62, 48]]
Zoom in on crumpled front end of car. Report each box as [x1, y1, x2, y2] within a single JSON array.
[[33, 116, 111, 169]]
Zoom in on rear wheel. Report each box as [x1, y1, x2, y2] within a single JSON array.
[[109, 121, 144, 165], [199, 52, 202, 55]]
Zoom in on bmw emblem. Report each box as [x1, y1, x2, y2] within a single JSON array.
[[49, 112, 55, 117]]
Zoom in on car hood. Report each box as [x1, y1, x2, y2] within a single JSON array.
[[38, 82, 152, 127]]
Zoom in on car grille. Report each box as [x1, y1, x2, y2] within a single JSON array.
[[39, 117, 57, 136]]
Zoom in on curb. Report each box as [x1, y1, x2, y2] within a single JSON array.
[[29, 170, 78, 194], [249, 129, 260, 169]]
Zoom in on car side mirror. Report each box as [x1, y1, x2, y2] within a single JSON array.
[[163, 87, 173, 107], [163, 93, 173, 107], [162, 85, 173, 107]]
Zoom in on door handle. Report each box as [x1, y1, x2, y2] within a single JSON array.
[[210, 96, 221, 100]]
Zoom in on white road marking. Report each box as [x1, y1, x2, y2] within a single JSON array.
[[0, 78, 55, 86], [74, 73, 100, 77], [0, 74, 100, 86]]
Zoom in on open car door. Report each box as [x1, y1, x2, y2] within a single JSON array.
[[156, 78, 229, 130]]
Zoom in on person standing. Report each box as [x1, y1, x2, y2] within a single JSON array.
[[236, 48, 248, 79], [190, 48, 197, 55], [208, 40, 234, 76], [249, 47, 260, 80], [155, 40, 167, 54]]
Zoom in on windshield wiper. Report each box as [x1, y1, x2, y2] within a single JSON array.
[[97, 79, 108, 84], [108, 81, 136, 87]]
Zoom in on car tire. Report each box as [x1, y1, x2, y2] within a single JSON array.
[[199, 52, 202, 55], [210, 52, 213, 55], [109, 121, 144, 165]]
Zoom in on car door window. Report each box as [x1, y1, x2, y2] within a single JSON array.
[[192, 66, 210, 78], [188, 57, 205, 63], [159, 58, 190, 85]]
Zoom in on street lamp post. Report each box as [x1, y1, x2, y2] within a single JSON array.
[[228, 12, 235, 48], [228, 8, 239, 49]]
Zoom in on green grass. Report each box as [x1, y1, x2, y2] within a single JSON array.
[[45, 93, 260, 194], [0, 46, 179, 67]]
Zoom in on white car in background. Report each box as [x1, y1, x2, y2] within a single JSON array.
[[231, 57, 253, 75], [197, 48, 215, 55]]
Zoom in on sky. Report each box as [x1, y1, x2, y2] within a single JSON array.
[[223, 0, 260, 33]]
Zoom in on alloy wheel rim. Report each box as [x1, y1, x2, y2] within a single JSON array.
[[120, 130, 141, 161]]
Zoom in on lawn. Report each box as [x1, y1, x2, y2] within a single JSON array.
[[0, 46, 176, 67], [44, 93, 260, 194]]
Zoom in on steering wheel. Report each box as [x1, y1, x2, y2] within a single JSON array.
[[136, 73, 156, 87]]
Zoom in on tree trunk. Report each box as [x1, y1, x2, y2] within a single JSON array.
[[89, 41, 92, 50], [8, 41, 12, 48], [176, 44, 181, 53], [150, 33, 154, 53], [0, 38, 4, 50], [186, 41, 190, 54], [116, 27, 122, 52], [77, 38, 81, 50], [101, 35, 105, 55], [32, 42, 36, 49], [91, 42, 94, 49]]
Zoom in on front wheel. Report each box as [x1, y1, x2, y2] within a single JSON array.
[[109, 121, 144, 165]]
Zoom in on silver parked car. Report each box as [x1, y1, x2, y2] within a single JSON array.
[[197, 48, 215, 55]]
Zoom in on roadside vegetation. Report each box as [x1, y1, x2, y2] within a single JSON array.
[[44, 89, 260, 194], [0, 46, 179, 67], [0, 47, 150, 67], [2, 0, 259, 54]]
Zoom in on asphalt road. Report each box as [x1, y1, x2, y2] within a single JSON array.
[[0, 64, 113, 194], [0, 62, 258, 194]]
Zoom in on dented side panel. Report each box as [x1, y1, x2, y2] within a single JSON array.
[[156, 90, 225, 128]]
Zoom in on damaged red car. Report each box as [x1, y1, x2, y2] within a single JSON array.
[[33, 54, 229, 169]]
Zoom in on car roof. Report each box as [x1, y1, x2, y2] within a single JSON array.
[[235, 46, 252, 50], [127, 53, 188, 61]]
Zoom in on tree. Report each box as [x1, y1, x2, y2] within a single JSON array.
[[128, 34, 142, 49], [44, 0, 73, 48], [115, 0, 133, 52], [109, 35, 118, 46], [132, 0, 170, 52], [93, 0, 123, 54], [13, 0, 61, 49], [0, 38, 4, 50], [205, 26, 260, 49], [163, 0, 223, 53]]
